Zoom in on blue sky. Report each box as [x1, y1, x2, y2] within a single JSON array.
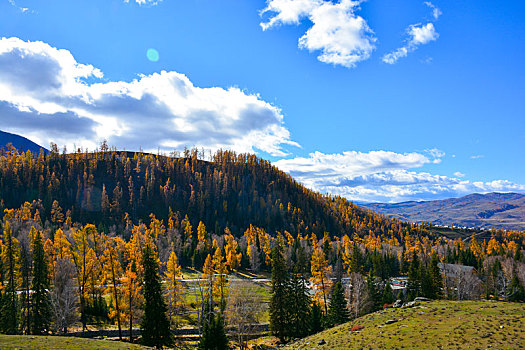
[[0, 0, 523, 202]]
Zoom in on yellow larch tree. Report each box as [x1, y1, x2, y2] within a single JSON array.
[[101, 235, 125, 340], [121, 260, 143, 342], [310, 240, 332, 315], [196, 221, 208, 251], [165, 251, 184, 328], [224, 228, 241, 271], [212, 246, 228, 303]]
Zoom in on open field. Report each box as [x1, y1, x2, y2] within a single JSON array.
[[0, 335, 150, 350], [284, 300, 525, 350]]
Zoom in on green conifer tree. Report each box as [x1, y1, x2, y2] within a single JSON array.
[[269, 235, 290, 342], [30, 229, 52, 335], [288, 272, 311, 338], [381, 282, 394, 305], [199, 308, 229, 350], [507, 272, 525, 302], [327, 281, 350, 326], [428, 254, 443, 299], [407, 252, 420, 301], [141, 244, 172, 348], [310, 302, 323, 334]]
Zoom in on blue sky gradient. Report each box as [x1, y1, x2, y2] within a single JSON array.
[[0, 0, 523, 202]]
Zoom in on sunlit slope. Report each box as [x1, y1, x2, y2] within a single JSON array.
[[284, 300, 525, 350], [0, 335, 149, 350]]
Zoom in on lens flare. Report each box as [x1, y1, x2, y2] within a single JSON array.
[[146, 48, 159, 62]]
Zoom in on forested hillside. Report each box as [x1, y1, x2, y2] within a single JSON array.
[[0, 146, 524, 348], [0, 145, 426, 241]]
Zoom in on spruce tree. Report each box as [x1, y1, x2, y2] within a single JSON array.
[[30, 229, 52, 335], [141, 244, 172, 348], [199, 309, 229, 350], [327, 281, 350, 326], [420, 265, 433, 299], [366, 274, 381, 312], [310, 302, 323, 334], [381, 282, 394, 305], [288, 272, 311, 338], [428, 254, 443, 299], [407, 252, 420, 301], [507, 272, 525, 302], [269, 235, 290, 342], [350, 243, 363, 273]]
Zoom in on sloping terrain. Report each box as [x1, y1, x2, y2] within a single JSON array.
[[284, 300, 525, 350], [0, 335, 149, 350], [362, 192, 525, 230], [0, 130, 47, 154]]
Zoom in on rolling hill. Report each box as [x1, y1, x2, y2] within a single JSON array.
[[0, 146, 428, 242], [0, 130, 47, 154], [361, 192, 525, 231], [0, 335, 148, 350], [284, 300, 525, 350]]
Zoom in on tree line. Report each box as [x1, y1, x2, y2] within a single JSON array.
[[0, 200, 524, 348]]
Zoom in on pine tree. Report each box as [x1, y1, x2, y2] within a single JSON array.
[[30, 229, 52, 335], [327, 281, 350, 326], [269, 235, 290, 342], [141, 243, 172, 348]]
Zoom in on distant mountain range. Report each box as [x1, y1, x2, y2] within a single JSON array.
[[361, 192, 525, 231], [0, 130, 47, 154]]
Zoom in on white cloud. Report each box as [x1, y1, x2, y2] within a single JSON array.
[[7, 0, 29, 13], [274, 150, 525, 202], [124, 0, 161, 6], [454, 171, 465, 178], [382, 22, 439, 64], [424, 1, 442, 20], [382, 2, 441, 65], [261, 0, 376, 68], [470, 155, 484, 159], [0, 37, 298, 156]]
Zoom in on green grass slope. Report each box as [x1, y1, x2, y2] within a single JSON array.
[[284, 300, 525, 350], [0, 335, 150, 350]]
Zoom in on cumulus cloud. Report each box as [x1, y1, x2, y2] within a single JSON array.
[[454, 171, 465, 178], [0, 37, 298, 155], [261, 0, 376, 68], [274, 150, 525, 202]]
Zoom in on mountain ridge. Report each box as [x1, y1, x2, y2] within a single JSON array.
[[0, 130, 47, 154], [361, 192, 525, 230]]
